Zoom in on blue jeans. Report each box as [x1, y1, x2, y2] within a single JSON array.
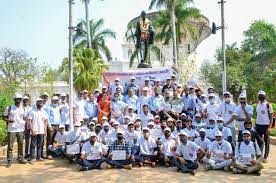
[[50, 146, 65, 157], [7, 132, 24, 162], [106, 157, 133, 168], [131, 145, 139, 155], [79, 158, 105, 169], [172, 158, 199, 173], [30, 134, 44, 159], [135, 154, 157, 163], [158, 153, 174, 165]]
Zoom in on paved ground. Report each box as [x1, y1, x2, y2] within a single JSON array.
[[0, 146, 276, 183]]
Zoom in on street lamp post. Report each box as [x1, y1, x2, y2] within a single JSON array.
[[171, 1, 177, 65], [84, 0, 92, 48], [68, 0, 74, 130]]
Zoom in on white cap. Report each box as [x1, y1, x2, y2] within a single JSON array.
[[148, 117, 154, 121], [103, 122, 110, 126], [128, 122, 134, 126], [171, 74, 176, 77], [156, 78, 161, 82], [74, 122, 81, 127], [14, 93, 23, 99], [128, 105, 134, 109], [195, 113, 201, 117], [208, 86, 214, 89], [130, 76, 136, 80], [177, 84, 182, 88], [89, 132, 97, 137], [180, 113, 187, 117], [208, 93, 215, 97], [223, 91, 231, 95], [42, 92, 49, 97], [201, 94, 207, 98], [216, 116, 224, 122], [145, 77, 150, 81], [215, 131, 223, 137], [124, 115, 130, 119], [179, 131, 188, 137], [154, 115, 160, 119], [83, 89, 88, 93], [116, 130, 124, 136], [92, 117, 98, 122], [59, 124, 65, 129], [166, 77, 171, 80], [142, 87, 148, 91], [135, 117, 142, 121], [242, 130, 251, 135], [258, 90, 266, 96], [102, 86, 107, 89], [199, 128, 206, 133], [89, 121, 95, 126], [208, 116, 217, 121], [52, 96, 59, 100], [113, 121, 120, 126], [164, 127, 171, 132], [23, 96, 29, 100], [147, 122, 154, 126], [239, 93, 247, 99], [102, 116, 108, 120], [142, 127, 149, 131], [36, 98, 43, 102], [115, 78, 120, 81], [83, 114, 89, 119], [60, 93, 66, 97]]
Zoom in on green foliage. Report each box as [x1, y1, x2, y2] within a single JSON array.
[[0, 120, 7, 146]]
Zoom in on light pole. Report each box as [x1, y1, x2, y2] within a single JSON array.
[[171, 1, 177, 65], [84, 0, 92, 48], [68, 0, 74, 130]]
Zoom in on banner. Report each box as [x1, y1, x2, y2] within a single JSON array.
[[102, 68, 175, 87]]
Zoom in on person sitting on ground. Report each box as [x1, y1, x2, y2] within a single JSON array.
[[106, 130, 134, 169], [172, 131, 204, 175], [205, 117, 217, 141], [135, 127, 158, 167], [159, 127, 176, 167], [183, 119, 199, 141], [48, 124, 68, 158], [232, 130, 263, 175], [79, 132, 106, 171], [203, 131, 233, 171], [194, 128, 211, 157], [243, 121, 263, 147], [64, 122, 86, 163], [216, 117, 233, 145]]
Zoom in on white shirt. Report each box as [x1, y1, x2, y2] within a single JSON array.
[[235, 141, 261, 162], [66, 130, 86, 144], [54, 131, 68, 145], [208, 140, 232, 157], [81, 141, 104, 160], [125, 130, 140, 145], [256, 101, 273, 125], [219, 101, 237, 127], [183, 128, 199, 140], [111, 100, 127, 119], [206, 104, 220, 120], [139, 112, 154, 127], [217, 127, 232, 140], [136, 95, 151, 114], [73, 98, 85, 122], [136, 136, 157, 156], [98, 129, 116, 145], [28, 108, 48, 134], [3, 105, 25, 132], [60, 103, 70, 125], [236, 104, 254, 130], [206, 127, 217, 140], [160, 137, 176, 157], [110, 83, 124, 96], [175, 141, 200, 161], [194, 137, 211, 151]]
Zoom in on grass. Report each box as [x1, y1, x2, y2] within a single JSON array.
[[271, 128, 276, 137]]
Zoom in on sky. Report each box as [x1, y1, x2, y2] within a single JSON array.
[[0, 0, 275, 69]]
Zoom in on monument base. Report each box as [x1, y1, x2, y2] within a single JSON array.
[[137, 63, 152, 68]]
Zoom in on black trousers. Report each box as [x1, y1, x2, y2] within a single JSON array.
[[255, 124, 270, 159]]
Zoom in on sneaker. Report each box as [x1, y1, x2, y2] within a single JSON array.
[[123, 164, 132, 170], [255, 170, 261, 176], [18, 159, 27, 164], [263, 158, 268, 163], [107, 164, 113, 169], [37, 158, 44, 161], [188, 169, 196, 176], [224, 166, 230, 172], [205, 164, 213, 171], [79, 166, 89, 171], [232, 168, 242, 174], [139, 162, 144, 167], [164, 162, 170, 167], [151, 162, 156, 168], [29, 159, 36, 165], [6, 162, 11, 168], [47, 155, 53, 160]]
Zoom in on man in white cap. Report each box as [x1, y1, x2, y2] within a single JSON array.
[[123, 88, 138, 111], [65, 122, 86, 162], [203, 131, 233, 171], [236, 93, 253, 142], [136, 87, 151, 114], [170, 90, 184, 118], [98, 122, 114, 145], [233, 130, 263, 175], [88, 117, 97, 132], [28, 98, 48, 164], [153, 78, 162, 96], [84, 92, 98, 122], [125, 76, 139, 96], [135, 127, 158, 167], [149, 87, 165, 116], [159, 127, 176, 167], [83, 89, 89, 101], [109, 78, 124, 97], [60, 93, 70, 131], [216, 117, 233, 145], [126, 106, 137, 122], [139, 77, 154, 96], [111, 92, 127, 120], [255, 90, 273, 163], [125, 122, 139, 146], [73, 91, 86, 124], [106, 130, 134, 169], [79, 132, 106, 171], [48, 124, 68, 158], [204, 93, 220, 123], [172, 131, 204, 175], [139, 104, 154, 128], [193, 112, 206, 130], [183, 118, 199, 141], [41, 92, 49, 107], [162, 77, 175, 97], [194, 128, 211, 154], [3, 93, 26, 167], [218, 91, 237, 146], [45, 96, 61, 159], [205, 117, 217, 141]]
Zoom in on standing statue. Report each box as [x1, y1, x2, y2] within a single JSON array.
[[135, 11, 155, 68]]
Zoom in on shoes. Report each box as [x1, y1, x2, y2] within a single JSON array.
[[188, 169, 196, 176], [37, 158, 44, 161], [123, 164, 132, 170], [255, 170, 261, 176], [205, 164, 213, 171], [29, 159, 36, 165], [79, 166, 89, 171], [151, 162, 156, 168], [107, 164, 113, 169], [224, 166, 230, 172], [164, 163, 170, 167], [47, 155, 53, 160], [6, 162, 11, 168], [18, 159, 27, 164], [263, 158, 268, 163], [232, 168, 242, 174]]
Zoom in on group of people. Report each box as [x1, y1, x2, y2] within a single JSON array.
[[2, 75, 274, 176]]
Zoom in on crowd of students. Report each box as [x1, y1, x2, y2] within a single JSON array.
[[3, 75, 274, 176]]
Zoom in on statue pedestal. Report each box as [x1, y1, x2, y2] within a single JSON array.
[[137, 63, 152, 68]]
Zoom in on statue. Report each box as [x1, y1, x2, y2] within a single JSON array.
[[135, 11, 155, 68]]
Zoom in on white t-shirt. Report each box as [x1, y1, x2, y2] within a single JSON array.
[[236, 104, 254, 130], [160, 137, 176, 157], [218, 127, 232, 140], [206, 104, 220, 119], [66, 130, 86, 144], [81, 141, 104, 160], [73, 99, 85, 121], [125, 130, 140, 145], [175, 141, 200, 161], [218, 102, 237, 127], [139, 112, 154, 127], [98, 129, 116, 145], [60, 103, 70, 125], [194, 137, 211, 151], [183, 128, 199, 140], [235, 141, 261, 162], [54, 131, 68, 145], [136, 136, 157, 156], [111, 100, 127, 119], [256, 101, 273, 125], [208, 140, 232, 161], [28, 108, 48, 134], [206, 127, 217, 140], [3, 105, 25, 132]]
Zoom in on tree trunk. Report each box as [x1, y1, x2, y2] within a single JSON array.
[[171, 2, 177, 65], [85, 0, 92, 48]]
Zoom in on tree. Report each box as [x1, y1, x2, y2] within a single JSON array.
[[73, 18, 116, 61], [81, 0, 92, 48], [73, 48, 108, 91], [57, 58, 69, 81]]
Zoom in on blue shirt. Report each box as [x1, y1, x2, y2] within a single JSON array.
[[84, 100, 98, 118], [125, 83, 140, 96], [149, 95, 165, 111], [123, 95, 138, 110], [46, 104, 61, 125]]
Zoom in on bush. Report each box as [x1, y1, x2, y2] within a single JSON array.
[[0, 120, 7, 146]]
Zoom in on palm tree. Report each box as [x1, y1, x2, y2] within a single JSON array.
[[81, 0, 92, 48], [73, 18, 116, 61], [73, 48, 108, 91]]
